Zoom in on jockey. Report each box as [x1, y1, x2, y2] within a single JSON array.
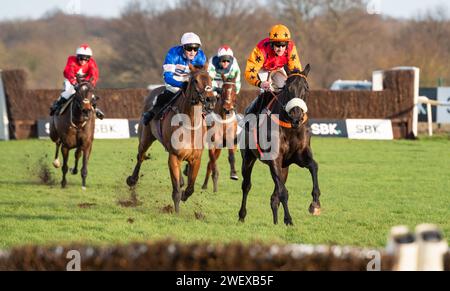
[[142, 32, 207, 126], [244, 24, 303, 114], [49, 44, 104, 119], [208, 45, 241, 95]]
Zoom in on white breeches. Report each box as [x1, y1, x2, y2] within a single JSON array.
[[60, 79, 76, 100]]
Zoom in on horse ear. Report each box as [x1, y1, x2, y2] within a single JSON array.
[[221, 73, 226, 82], [188, 63, 197, 73], [302, 64, 311, 77], [285, 66, 292, 76]]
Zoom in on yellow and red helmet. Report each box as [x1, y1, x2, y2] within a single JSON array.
[[269, 24, 291, 42]]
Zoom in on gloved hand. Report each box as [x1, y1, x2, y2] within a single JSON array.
[[260, 81, 272, 91]]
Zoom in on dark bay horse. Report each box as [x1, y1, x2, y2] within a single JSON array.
[[239, 64, 321, 225], [202, 74, 239, 192], [126, 64, 216, 213], [50, 81, 96, 190]]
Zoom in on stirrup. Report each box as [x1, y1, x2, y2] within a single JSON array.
[[95, 109, 105, 120]]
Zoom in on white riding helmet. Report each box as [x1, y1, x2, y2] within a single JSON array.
[[181, 32, 202, 46], [217, 45, 234, 57], [76, 44, 93, 56]]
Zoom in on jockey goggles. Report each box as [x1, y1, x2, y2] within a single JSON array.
[[77, 55, 91, 61], [219, 56, 232, 63], [272, 41, 288, 48], [183, 44, 200, 52]]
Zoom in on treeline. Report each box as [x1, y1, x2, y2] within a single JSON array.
[[0, 0, 449, 89]]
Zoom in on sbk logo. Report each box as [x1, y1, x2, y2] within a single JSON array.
[[311, 123, 341, 135]]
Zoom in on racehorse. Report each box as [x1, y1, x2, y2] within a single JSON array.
[[126, 64, 216, 213], [50, 80, 96, 190], [238, 64, 321, 225], [202, 74, 239, 192]]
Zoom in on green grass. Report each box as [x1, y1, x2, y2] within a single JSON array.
[[0, 136, 449, 249]]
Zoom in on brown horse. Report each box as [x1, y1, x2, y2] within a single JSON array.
[[239, 64, 321, 226], [126, 64, 216, 213], [50, 81, 96, 190], [202, 74, 239, 192]]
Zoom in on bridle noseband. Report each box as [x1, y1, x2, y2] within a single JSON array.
[[265, 73, 309, 127], [188, 71, 213, 106]]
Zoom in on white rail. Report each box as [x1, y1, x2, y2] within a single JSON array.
[[417, 96, 450, 137]]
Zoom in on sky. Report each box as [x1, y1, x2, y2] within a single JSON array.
[[0, 0, 449, 20]]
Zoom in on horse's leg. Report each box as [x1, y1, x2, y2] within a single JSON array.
[[53, 141, 61, 168], [295, 148, 321, 216], [179, 167, 185, 188], [182, 159, 201, 202], [126, 135, 155, 187], [305, 150, 321, 216], [270, 167, 289, 225], [201, 149, 215, 190], [168, 154, 182, 213], [228, 147, 238, 180], [268, 160, 293, 226], [61, 146, 70, 188], [71, 147, 81, 175], [238, 149, 257, 222], [80, 144, 93, 190], [211, 149, 221, 193]]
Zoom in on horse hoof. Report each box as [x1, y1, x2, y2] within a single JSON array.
[[284, 220, 294, 226], [53, 159, 61, 168], [70, 168, 78, 175], [309, 204, 321, 216], [239, 218, 245, 223], [81, 186, 86, 191], [126, 176, 137, 187], [230, 175, 239, 181], [202, 185, 208, 190]]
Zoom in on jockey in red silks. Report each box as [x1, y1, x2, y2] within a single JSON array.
[[50, 44, 104, 119]]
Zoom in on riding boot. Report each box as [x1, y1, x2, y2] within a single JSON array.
[[95, 108, 105, 120], [49, 98, 66, 116], [90, 95, 105, 120], [142, 90, 175, 126]]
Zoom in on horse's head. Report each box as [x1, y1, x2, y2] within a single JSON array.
[[220, 73, 237, 114], [74, 81, 94, 121], [282, 64, 311, 129], [188, 63, 217, 113]]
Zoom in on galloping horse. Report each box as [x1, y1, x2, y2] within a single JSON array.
[[239, 64, 322, 225], [202, 74, 239, 192], [50, 80, 96, 189], [126, 64, 216, 213]]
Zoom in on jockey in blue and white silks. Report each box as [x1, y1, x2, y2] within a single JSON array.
[[163, 45, 207, 94], [142, 32, 207, 125]]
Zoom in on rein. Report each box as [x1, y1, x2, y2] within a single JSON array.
[[69, 97, 89, 130], [264, 85, 308, 129]]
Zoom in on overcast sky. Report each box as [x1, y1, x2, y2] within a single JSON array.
[[0, 0, 449, 20]]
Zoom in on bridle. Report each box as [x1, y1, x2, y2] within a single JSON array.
[[187, 70, 214, 106], [70, 82, 93, 129], [264, 73, 309, 127], [221, 81, 236, 113]]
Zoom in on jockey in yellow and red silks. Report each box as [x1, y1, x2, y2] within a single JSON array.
[[244, 24, 303, 114]]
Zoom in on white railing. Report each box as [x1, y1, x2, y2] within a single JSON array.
[[417, 96, 450, 136]]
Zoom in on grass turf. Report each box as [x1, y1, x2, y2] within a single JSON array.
[[0, 136, 449, 249]]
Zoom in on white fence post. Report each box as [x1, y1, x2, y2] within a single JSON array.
[[0, 69, 10, 141]]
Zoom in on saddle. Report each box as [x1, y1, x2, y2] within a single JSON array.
[[156, 90, 182, 120], [58, 95, 75, 116]]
